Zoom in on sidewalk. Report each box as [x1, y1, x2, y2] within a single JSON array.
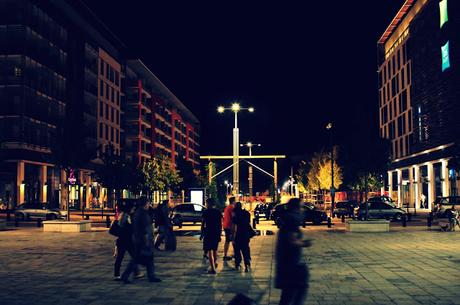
[[1, 224, 459, 305]]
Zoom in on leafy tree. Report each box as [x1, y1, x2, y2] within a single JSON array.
[[176, 155, 199, 191], [205, 162, 220, 208], [318, 159, 343, 190], [306, 152, 324, 191], [142, 154, 182, 194]]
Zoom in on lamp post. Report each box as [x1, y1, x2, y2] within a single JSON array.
[[240, 142, 261, 198], [326, 122, 335, 218], [217, 103, 254, 196]]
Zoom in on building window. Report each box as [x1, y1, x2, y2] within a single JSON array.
[[105, 84, 109, 99], [99, 80, 104, 96], [105, 104, 109, 120], [99, 101, 103, 117], [100, 59, 104, 75], [99, 123, 103, 138], [105, 125, 109, 140], [116, 130, 119, 143], [111, 127, 114, 141], [111, 108, 114, 122], [439, 0, 448, 28], [441, 41, 451, 72]]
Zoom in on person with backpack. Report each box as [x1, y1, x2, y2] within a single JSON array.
[[200, 198, 222, 274], [112, 201, 144, 280], [121, 198, 161, 284]]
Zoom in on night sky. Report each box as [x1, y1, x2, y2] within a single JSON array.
[[82, 1, 406, 190]]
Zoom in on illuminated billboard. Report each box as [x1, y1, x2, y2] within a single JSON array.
[[441, 41, 450, 72], [439, 0, 448, 28]]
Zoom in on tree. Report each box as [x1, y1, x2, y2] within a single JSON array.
[[306, 152, 324, 191], [318, 160, 343, 190], [176, 156, 199, 191], [205, 162, 220, 209], [142, 155, 183, 195]]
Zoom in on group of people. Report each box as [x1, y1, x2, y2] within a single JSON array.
[[200, 196, 254, 274], [112, 199, 171, 284], [110, 197, 312, 305]]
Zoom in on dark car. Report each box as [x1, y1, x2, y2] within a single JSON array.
[[170, 203, 206, 227], [254, 202, 275, 220], [368, 196, 396, 206], [15, 202, 66, 220], [357, 200, 406, 221], [333, 201, 358, 218], [271, 202, 327, 227]]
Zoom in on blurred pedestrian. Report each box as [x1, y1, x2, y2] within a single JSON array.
[[121, 198, 161, 284], [154, 200, 171, 250], [275, 198, 311, 305], [200, 198, 222, 274], [113, 201, 144, 280], [223, 196, 236, 260], [232, 201, 253, 272]]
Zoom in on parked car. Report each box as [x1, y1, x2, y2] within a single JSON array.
[[254, 202, 275, 220], [169, 203, 206, 227], [357, 200, 406, 221], [333, 201, 358, 218], [271, 202, 327, 227], [433, 196, 460, 218], [368, 196, 396, 206], [15, 202, 66, 220]]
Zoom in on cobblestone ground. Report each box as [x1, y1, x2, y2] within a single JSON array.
[[0, 225, 459, 305]]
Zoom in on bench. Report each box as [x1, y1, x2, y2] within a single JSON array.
[[347, 220, 390, 232], [42, 220, 92, 232]]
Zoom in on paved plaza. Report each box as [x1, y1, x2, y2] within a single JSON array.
[[0, 223, 459, 305]]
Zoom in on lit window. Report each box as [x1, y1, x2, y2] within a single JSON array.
[[441, 41, 450, 72], [439, 0, 448, 28]]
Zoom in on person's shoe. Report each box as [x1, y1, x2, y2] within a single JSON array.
[[223, 256, 233, 261], [122, 278, 132, 284], [207, 269, 217, 274], [203, 254, 208, 259], [134, 272, 145, 279], [244, 265, 251, 273], [148, 277, 162, 283], [154, 246, 162, 251], [113, 275, 121, 281], [234, 264, 241, 271]]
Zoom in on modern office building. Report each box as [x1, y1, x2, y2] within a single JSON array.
[[378, 0, 460, 210], [124, 60, 200, 167], [0, 0, 200, 208]]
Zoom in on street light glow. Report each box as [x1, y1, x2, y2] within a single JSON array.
[[326, 122, 333, 130], [247, 142, 252, 147], [248, 107, 254, 112], [217, 106, 225, 113], [231, 103, 240, 112]]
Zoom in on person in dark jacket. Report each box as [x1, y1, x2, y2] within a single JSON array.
[[121, 199, 161, 284], [232, 201, 252, 272], [113, 201, 143, 280], [275, 198, 311, 305], [200, 198, 222, 274], [154, 200, 171, 250]]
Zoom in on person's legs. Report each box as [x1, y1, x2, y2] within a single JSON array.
[[292, 286, 307, 305], [208, 249, 216, 272], [126, 246, 142, 277], [121, 257, 136, 282], [223, 229, 231, 259], [154, 226, 165, 249], [234, 242, 242, 268], [114, 242, 126, 277], [242, 243, 251, 270], [279, 288, 295, 305], [213, 249, 218, 268]]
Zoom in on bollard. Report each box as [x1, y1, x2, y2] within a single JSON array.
[[37, 218, 42, 227], [427, 212, 433, 227], [341, 215, 345, 223], [327, 217, 332, 228], [106, 215, 111, 228], [407, 213, 412, 222], [402, 214, 407, 227], [6, 211, 10, 221], [85, 215, 90, 220], [252, 218, 257, 230], [15, 218, 19, 227], [302, 219, 306, 228]]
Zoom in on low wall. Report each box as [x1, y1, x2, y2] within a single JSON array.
[[347, 220, 390, 232], [43, 220, 92, 233]]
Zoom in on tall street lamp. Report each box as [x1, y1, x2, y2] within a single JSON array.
[[218, 103, 254, 196], [240, 142, 261, 198], [326, 122, 335, 217]]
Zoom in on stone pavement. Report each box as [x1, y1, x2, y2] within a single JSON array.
[[0, 226, 459, 305]]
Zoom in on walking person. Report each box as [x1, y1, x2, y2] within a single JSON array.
[[200, 198, 222, 274], [121, 198, 161, 284], [154, 200, 171, 250], [275, 198, 311, 305], [113, 201, 144, 280], [232, 201, 253, 272], [223, 196, 236, 261]]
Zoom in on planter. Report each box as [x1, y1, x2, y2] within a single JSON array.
[[346, 219, 390, 232], [42, 220, 92, 233]]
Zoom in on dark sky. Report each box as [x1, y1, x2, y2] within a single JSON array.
[[82, 1, 406, 190]]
